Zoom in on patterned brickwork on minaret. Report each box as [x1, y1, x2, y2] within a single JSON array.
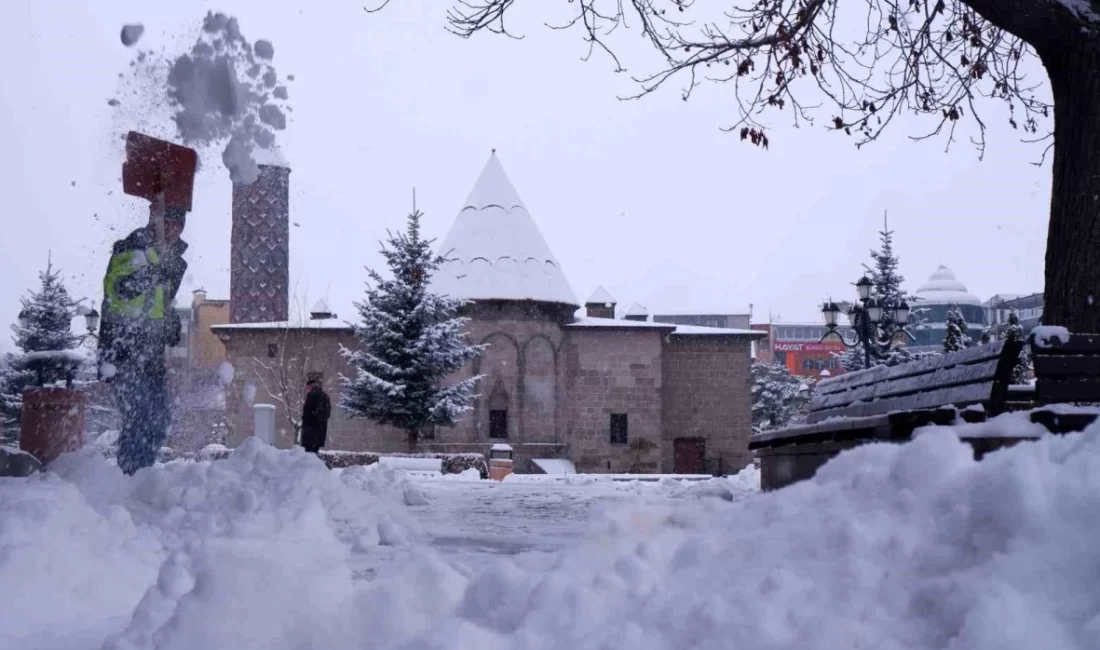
[[230, 163, 290, 324]]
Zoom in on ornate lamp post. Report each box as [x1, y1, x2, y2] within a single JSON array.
[[821, 276, 911, 369]]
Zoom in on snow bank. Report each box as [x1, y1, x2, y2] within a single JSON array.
[[387, 425, 1100, 649], [1032, 325, 1071, 348], [8, 422, 1100, 649], [0, 439, 410, 649]]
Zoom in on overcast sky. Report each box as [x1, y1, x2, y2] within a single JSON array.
[[0, 1, 1051, 351]]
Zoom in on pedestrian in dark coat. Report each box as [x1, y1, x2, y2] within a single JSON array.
[[300, 379, 331, 453]]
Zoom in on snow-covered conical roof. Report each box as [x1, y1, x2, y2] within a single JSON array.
[[311, 299, 330, 314], [913, 265, 982, 305], [431, 152, 579, 307], [625, 302, 649, 317], [586, 286, 616, 305]]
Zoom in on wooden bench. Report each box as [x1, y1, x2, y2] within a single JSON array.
[[751, 339, 1023, 490], [1029, 331, 1100, 433]]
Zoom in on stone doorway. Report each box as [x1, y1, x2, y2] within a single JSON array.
[[673, 437, 706, 474]]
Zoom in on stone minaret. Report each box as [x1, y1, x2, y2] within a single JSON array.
[[230, 150, 290, 324]]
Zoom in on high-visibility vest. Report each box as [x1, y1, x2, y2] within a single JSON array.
[[103, 247, 166, 320]]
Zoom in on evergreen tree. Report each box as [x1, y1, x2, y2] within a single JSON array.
[[751, 361, 808, 432], [341, 208, 485, 450], [863, 215, 911, 341], [0, 260, 81, 443], [942, 306, 971, 353], [835, 216, 921, 373], [1004, 313, 1031, 385]]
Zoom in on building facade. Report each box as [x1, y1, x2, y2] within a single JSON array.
[[215, 153, 763, 474], [752, 322, 851, 377], [986, 292, 1043, 336]]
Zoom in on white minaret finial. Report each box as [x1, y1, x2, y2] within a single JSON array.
[[412, 187, 417, 212]]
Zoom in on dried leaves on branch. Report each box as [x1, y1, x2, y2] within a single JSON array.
[[443, 0, 1053, 153]]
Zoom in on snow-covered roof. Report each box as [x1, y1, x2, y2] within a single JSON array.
[[913, 265, 982, 306], [430, 152, 579, 308], [566, 316, 675, 331], [566, 316, 763, 337], [625, 303, 649, 317], [586, 286, 616, 305], [310, 299, 332, 314], [212, 319, 351, 331]]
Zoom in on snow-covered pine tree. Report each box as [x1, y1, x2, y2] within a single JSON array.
[[942, 306, 971, 353], [863, 215, 911, 341], [1004, 313, 1031, 385], [340, 207, 485, 450], [751, 361, 808, 432], [0, 260, 81, 443], [835, 217, 921, 373]]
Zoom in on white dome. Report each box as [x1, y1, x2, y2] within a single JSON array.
[[913, 265, 982, 305]]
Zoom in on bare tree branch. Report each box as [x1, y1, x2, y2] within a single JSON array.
[[403, 0, 1076, 152]]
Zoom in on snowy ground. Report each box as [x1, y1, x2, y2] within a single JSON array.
[[4, 418, 1100, 650]]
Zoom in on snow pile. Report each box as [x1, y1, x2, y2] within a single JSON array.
[[392, 425, 1100, 649], [0, 439, 410, 649], [1032, 325, 1071, 348]]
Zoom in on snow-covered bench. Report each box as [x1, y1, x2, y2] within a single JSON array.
[[750, 339, 1024, 490], [1028, 330, 1100, 433]]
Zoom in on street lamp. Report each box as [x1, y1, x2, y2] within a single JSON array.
[[84, 308, 100, 334], [821, 277, 911, 369]]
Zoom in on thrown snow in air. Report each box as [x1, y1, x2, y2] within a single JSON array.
[[216, 360, 234, 385], [124, 12, 290, 184], [120, 24, 144, 47]]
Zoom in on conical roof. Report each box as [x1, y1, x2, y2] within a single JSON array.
[[587, 286, 616, 305], [431, 152, 579, 307]]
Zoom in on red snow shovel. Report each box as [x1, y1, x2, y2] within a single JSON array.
[[122, 131, 198, 211]]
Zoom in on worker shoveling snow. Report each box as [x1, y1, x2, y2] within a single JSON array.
[[120, 12, 289, 184]]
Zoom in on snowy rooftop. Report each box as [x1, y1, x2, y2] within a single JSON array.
[[625, 303, 649, 316], [212, 318, 351, 331], [566, 316, 763, 337], [586, 286, 616, 305], [913, 265, 982, 305], [310, 299, 333, 315], [430, 153, 580, 308]]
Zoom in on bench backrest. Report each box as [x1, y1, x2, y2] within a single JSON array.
[[1031, 332, 1100, 403], [807, 339, 1022, 423]]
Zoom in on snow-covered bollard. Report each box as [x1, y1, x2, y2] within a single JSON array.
[[252, 404, 276, 445], [489, 443, 514, 481]]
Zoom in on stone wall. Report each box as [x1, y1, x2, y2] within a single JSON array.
[[562, 328, 665, 473], [661, 335, 754, 473], [222, 328, 401, 451]]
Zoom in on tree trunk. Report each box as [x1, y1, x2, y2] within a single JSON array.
[[405, 429, 419, 454], [1041, 38, 1100, 331]]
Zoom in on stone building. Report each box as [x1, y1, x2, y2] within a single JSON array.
[[214, 153, 763, 474]]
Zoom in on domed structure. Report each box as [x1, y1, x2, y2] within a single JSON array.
[[914, 265, 983, 305], [909, 265, 986, 349]]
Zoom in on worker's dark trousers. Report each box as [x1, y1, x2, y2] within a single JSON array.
[[114, 361, 170, 475]]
